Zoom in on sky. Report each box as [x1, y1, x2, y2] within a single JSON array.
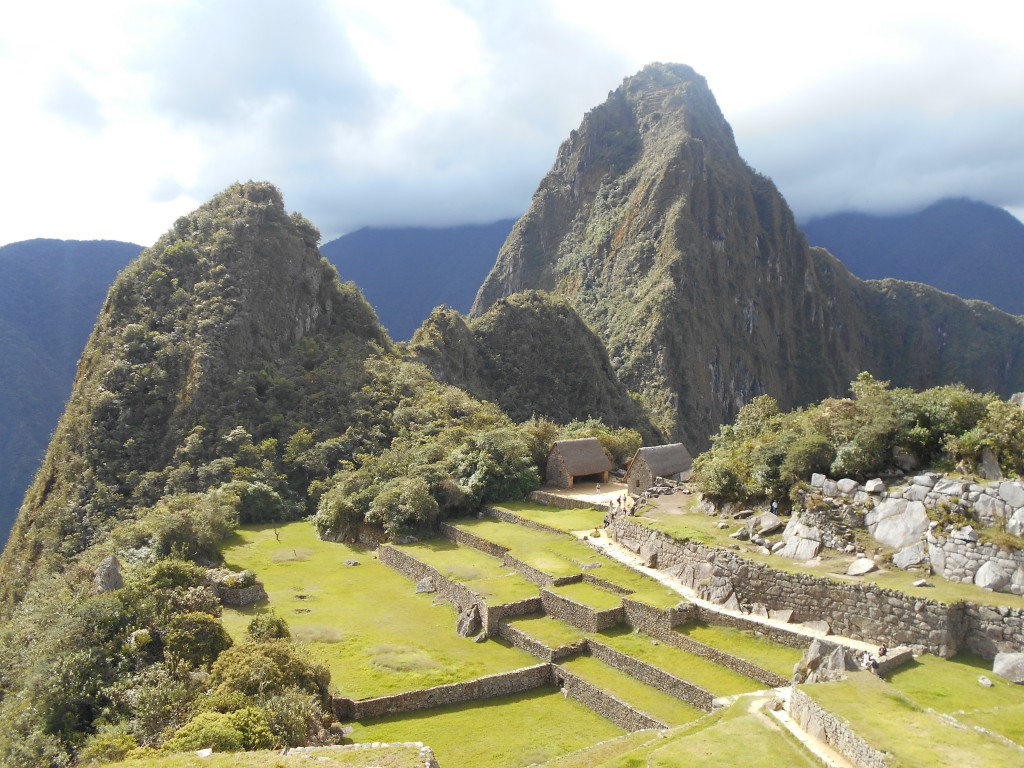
[[1, 0, 1022, 247]]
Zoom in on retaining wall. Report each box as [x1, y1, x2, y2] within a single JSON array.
[[484, 506, 568, 535], [551, 665, 667, 732], [588, 641, 715, 711], [497, 621, 587, 662], [688, 605, 812, 650], [439, 522, 509, 558], [540, 587, 624, 632], [789, 687, 889, 768], [651, 622, 788, 688], [927, 532, 1024, 596], [334, 664, 551, 721], [529, 490, 598, 510], [502, 552, 580, 587], [621, 597, 690, 635]]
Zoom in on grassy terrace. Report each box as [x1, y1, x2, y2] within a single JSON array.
[[675, 621, 804, 678], [596, 626, 765, 697], [506, 613, 586, 648], [348, 686, 623, 768], [549, 579, 624, 611], [886, 652, 1024, 746], [495, 501, 607, 533], [451, 517, 684, 608], [636, 505, 1024, 609], [805, 671, 1024, 766], [549, 698, 822, 768], [395, 538, 539, 604], [557, 654, 706, 726], [220, 522, 534, 699]]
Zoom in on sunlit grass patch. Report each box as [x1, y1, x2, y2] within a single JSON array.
[[506, 613, 586, 649], [396, 538, 538, 604], [495, 501, 607, 533], [102, 744, 431, 768], [557, 654, 705, 726], [550, 580, 624, 611], [805, 671, 1024, 766], [674, 621, 804, 678], [348, 685, 623, 768], [597, 627, 764, 697], [220, 521, 534, 699]]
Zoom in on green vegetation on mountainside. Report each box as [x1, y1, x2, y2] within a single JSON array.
[[692, 372, 1023, 506]]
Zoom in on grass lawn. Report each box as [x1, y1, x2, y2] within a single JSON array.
[[804, 671, 1024, 766], [674, 621, 804, 678], [550, 580, 624, 611], [102, 744, 428, 767], [885, 651, 1024, 745], [506, 613, 586, 649], [495, 502, 607, 533], [348, 686, 623, 767], [220, 522, 534, 699], [585, 557, 685, 608], [395, 538, 538, 604], [557, 655, 706, 726], [596, 627, 765, 696]]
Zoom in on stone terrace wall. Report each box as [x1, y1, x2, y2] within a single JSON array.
[[583, 573, 633, 595], [529, 490, 597, 510], [621, 598, 690, 635], [334, 664, 551, 721], [789, 687, 889, 768], [928, 532, 1024, 596], [502, 553, 580, 587], [497, 621, 587, 662], [588, 641, 715, 711], [611, 519, 962, 656], [961, 602, 1024, 658], [378, 544, 541, 636], [540, 588, 624, 632], [651, 621, 788, 688], [484, 506, 567, 535], [439, 521, 509, 558], [689, 605, 811, 651], [551, 665, 667, 732]]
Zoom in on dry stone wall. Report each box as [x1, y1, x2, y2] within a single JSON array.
[[439, 521, 509, 558], [497, 621, 587, 662], [611, 519, 962, 656], [528, 490, 597, 510], [483, 505, 567, 534], [540, 587, 624, 632], [649, 620, 788, 688], [789, 687, 889, 768], [588, 641, 715, 711], [334, 664, 551, 721], [551, 665, 667, 732], [927, 531, 1024, 596]]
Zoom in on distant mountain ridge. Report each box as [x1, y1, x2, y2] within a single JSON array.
[[0, 239, 143, 542], [802, 199, 1024, 315], [322, 220, 515, 340], [472, 63, 1024, 448]]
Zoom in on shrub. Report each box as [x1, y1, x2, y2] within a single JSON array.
[[163, 611, 233, 668], [162, 711, 243, 753], [247, 613, 291, 642]]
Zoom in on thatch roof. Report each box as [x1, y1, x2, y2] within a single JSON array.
[[632, 443, 692, 477], [550, 438, 612, 475]]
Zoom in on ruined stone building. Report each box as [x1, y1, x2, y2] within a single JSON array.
[[624, 443, 693, 494], [546, 438, 612, 488]]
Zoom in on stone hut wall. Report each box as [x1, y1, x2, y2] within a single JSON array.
[[551, 664, 667, 732], [546, 451, 572, 488], [588, 641, 715, 711], [789, 687, 889, 768], [610, 518, 962, 656], [334, 664, 551, 721], [539, 588, 624, 632], [624, 456, 653, 495]]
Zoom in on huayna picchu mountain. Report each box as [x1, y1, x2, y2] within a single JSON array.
[[472, 63, 1024, 449]]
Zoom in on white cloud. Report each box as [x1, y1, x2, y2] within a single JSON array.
[[1, 0, 1022, 246]]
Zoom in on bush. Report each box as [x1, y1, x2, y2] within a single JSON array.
[[77, 726, 138, 766], [247, 613, 291, 642], [163, 611, 233, 668], [162, 711, 243, 753]]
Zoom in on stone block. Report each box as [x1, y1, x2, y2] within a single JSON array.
[[869, 499, 928, 549], [933, 478, 968, 496], [993, 652, 1024, 684], [893, 542, 926, 569], [974, 561, 1010, 592], [912, 474, 937, 488], [864, 478, 885, 494], [979, 447, 1002, 480], [847, 558, 877, 576], [837, 478, 860, 495], [999, 481, 1024, 508], [1007, 509, 1024, 537], [821, 479, 840, 498], [810, 473, 826, 488]]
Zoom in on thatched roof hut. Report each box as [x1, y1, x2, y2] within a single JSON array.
[[546, 438, 613, 489], [624, 443, 693, 493]]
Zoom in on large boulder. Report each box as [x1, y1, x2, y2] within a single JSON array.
[[974, 561, 1010, 591], [867, 498, 929, 549], [864, 478, 885, 494], [847, 558, 878, 576], [94, 555, 123, 593], [778, 517, 822, 560], [793, 638, 855, 684], [456, 604, 482, 637], [750, 512, 783, 536], [893, 542, 927, 570], [993, 652, 1024, 684], [978, 447, 1003, 480], [999, 481, 1024, 508], [1006, 508, 1024, 537]]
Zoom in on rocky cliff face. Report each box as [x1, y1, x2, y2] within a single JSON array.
[[1, 182, 388, 597], [473, 64, 1024, 447], [409, 291, 658, 438]]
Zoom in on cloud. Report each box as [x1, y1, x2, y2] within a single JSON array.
[[43, 71, 106, 133]]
